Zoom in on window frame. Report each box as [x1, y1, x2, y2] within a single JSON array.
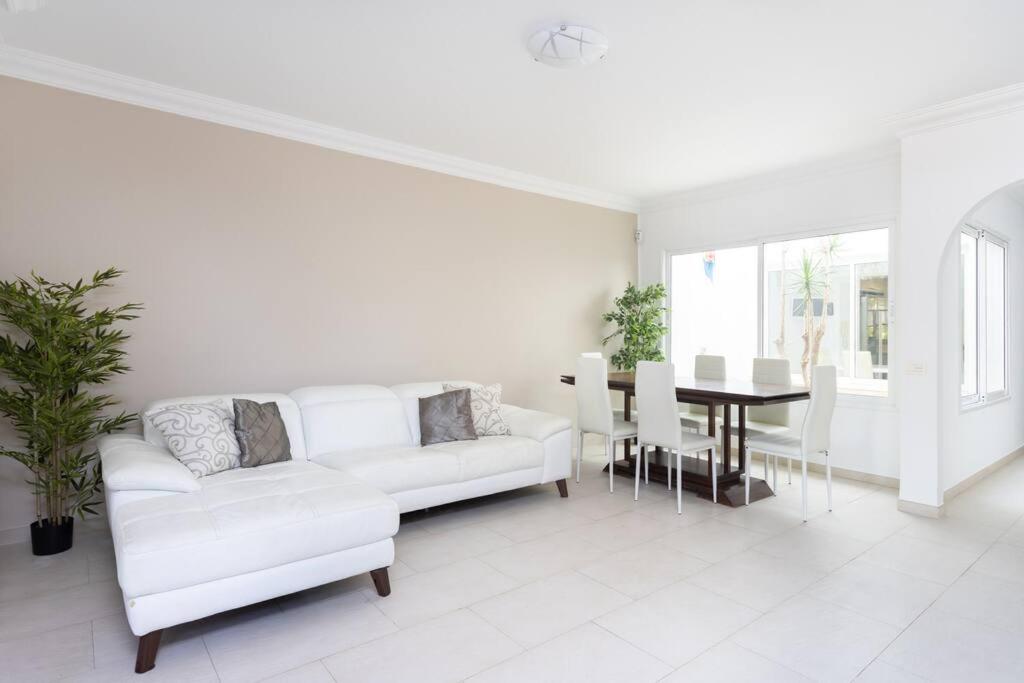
[[960, 223, 1009, 410], [664, 221, 894, 398]]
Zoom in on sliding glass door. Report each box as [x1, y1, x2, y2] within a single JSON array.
[[667, 226, 890, 395]]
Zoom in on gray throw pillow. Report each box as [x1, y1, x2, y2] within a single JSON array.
[[233, 399, 293, 468], [419, 389, 478, 446]]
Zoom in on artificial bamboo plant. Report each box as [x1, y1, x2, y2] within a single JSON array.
[[0, 268, 141, 530]]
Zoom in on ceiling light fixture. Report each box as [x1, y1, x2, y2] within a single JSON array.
[[527, 24, 608, 69]]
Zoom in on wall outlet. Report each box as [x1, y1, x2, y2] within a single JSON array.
[[906, 361, 927, 376]]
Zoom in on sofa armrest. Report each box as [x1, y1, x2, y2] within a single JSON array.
[[502, 405, 572, 442], [99, 435, 200, 493]]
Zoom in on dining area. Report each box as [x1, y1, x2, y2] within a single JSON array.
[[561, 354, 838, 521]]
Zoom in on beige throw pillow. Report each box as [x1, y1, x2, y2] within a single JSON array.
[[442, 382, 511, 437], [145, 400, 242, 478]]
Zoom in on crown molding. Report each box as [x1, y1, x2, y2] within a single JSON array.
[[638, 143, 900, 213], [0, 45, 638, 213], [885, 82, 1024, 138]]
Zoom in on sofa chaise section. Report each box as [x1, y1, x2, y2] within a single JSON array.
[[99, 393, 400, 673]]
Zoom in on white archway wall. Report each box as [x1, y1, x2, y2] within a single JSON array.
[[938, 190, 1024, 492], [898, 108, 1024, 509]]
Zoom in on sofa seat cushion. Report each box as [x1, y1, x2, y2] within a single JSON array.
[[425, 436, 544, 481], [316, 436, 545, 494], [314, 447, 461, 494], [110, 461, 398, 597]]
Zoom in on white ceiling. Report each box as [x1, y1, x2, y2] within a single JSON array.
[[3, 0, 1024, 206]]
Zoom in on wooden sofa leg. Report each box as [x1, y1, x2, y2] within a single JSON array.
[[370, 567, 391, 597], [135, 630, 163, 674], [556, 478, 568, 498]]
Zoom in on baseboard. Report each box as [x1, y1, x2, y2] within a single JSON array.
[[943, 445, 1024, 502], [742, 452, 899, 489], [811, 462, 898, 489], [897, 499, 944, 518]]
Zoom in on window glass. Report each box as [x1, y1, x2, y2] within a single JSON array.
[[986, 240, 1006, 394], [670, 246, 759, 380], [961, 232, 979, 399], [763, 228, 888, 393]]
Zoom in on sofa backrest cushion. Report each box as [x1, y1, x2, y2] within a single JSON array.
[[142, 393, 308, 461], [291, 385, 414, 457], [390, 381, 479, 446]]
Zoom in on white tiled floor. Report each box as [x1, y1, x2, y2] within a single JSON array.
[[4, 449, 1024, 682]]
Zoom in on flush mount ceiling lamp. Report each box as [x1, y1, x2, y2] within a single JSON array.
[[527, 24, 608, 69], [4, 0, 47, 13]]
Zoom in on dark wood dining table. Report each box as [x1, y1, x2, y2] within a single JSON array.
[[560, 371, 810, 506]]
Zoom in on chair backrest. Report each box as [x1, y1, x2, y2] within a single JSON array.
[[580, 352, 603, 358], [636, 361, 682, 451], [688, 354, 726, 416], [855, 351, 874, 379], [576, 356, 614, 435], [748, 358, 791, 427], [801, 365, 837, 454]]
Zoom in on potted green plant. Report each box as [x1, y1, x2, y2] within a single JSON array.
[[0, 268, 141, 555], [602, 282, 669, 371]]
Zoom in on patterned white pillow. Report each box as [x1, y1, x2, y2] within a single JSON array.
[[145, 400, 242, 478], [441, 382, 511, 437]]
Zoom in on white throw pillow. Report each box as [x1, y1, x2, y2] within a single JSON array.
[[145, 400, 242, 478], [441, 382, 511, 437]]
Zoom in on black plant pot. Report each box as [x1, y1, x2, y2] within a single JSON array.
[[30, 517, 74, 556]]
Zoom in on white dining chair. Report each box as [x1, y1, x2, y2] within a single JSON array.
[[745, 365, 837, 521], [732, 358, 792, 487], [635, 361, 719, 512], [580, 352, 635, 423], [679, 354, 726, 436], [575, 355, 639, 492]]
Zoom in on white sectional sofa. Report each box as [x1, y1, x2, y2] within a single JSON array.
[[98, 382, 571, 673]]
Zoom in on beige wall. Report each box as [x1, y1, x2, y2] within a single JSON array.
[[0, 76, 636, 538]]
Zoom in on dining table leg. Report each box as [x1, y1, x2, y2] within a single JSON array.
[[706, 401, 716, 470], [622, 391, 632, 464], [722, 403, 731, 474], [738, 405, 747, 473]]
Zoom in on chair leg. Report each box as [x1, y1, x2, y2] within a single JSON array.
[[644, 446, 649, 485], [556, 479, 568, 497], [602, 438, 610, 491], [825, 450, 833, 512], [787, 457, 792, 484], [634, 445, 642, 501], [575, 430, 584, 483], [800, 457, 809, 522], [676, 452, 683, 514], [711, 446, 718, 504], [666, 447, 672, 491], [135, 630, 163, 674], [772, 454, 778, 491], [744, 446, 752, 505]]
